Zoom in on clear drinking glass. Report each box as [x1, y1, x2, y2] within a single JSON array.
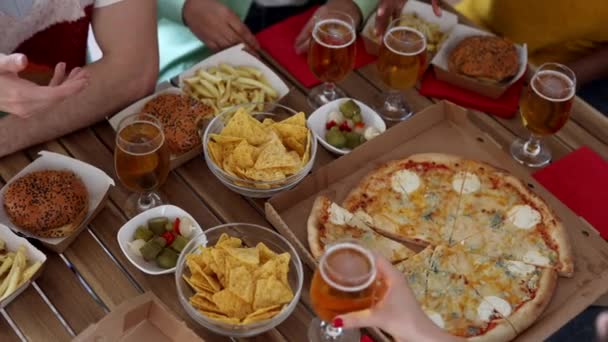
[[376, 20, 427, 122], [307, 11, 357, 109], [510, 63, 576, 167], [309, 242, 378, 342], [114, 113, 170, 218]]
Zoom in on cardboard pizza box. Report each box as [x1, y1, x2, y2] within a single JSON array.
[[0, 151, 114, 253], [74, 292, 203, 342], [265, 101, 608, 341], [431, 24, 528, 99]]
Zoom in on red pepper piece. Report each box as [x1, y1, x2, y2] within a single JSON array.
[[339, 121, 351, 132], [326, 120, 337, 129], [172, 218, 181, 235], [161, 231, 175, 246], [355, 122, 365, 128]]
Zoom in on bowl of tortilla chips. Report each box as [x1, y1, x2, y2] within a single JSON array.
[[202, 102, 317, 197], [175, 223, 303, 337]]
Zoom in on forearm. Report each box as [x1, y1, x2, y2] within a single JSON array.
[[0, 57, 156, 157], [567, 46, 608, 86]]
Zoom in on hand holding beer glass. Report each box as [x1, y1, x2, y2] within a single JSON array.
[[510, 63, 576, 167], [376, 20, 427, 122], [307, 11, 356, 109], [114, 113, 170, 218], [309, 242, 379, 342]]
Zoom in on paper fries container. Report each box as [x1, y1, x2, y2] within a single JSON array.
[[362, 0, 458, 55], [108, 87, 202, 170], [0, 223, 47, 308], [431, 24, 528, 99], [177, 43, 289, 100], [265, 101, 608, 342], [0, 151, 114, 253], [74, 292, 203, 342]]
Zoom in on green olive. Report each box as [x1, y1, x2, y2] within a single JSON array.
[[148, 217, 169, 235], [339, 100, 361, 119], [352, 113, 363, 124], [326, 129, 347, 148], [156, 248, 179, 269], [134, 226, 154, 241], [345, 132, 364, 149]]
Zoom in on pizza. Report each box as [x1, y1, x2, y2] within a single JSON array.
[[306, 153, 573, 341], [307, 196, 415, 263]]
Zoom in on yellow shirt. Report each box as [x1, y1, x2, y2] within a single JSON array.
[[455, 0, 608, 65]]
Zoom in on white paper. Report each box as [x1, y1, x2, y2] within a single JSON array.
[[0, 223, 47, 308], [0, 151, 114, 245], [177, 43, 290, 100], [431, 24, 528, 86], [363, 0, 458, 44]]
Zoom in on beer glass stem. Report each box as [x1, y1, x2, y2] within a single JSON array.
[[323, 82, 337, 99], [523, 134, 542, 157]]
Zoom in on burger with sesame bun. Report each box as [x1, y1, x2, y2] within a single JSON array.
[[3, 170, 89, 238]]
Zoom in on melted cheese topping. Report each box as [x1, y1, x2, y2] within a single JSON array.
[[478, 296, 512, 321], [523, 250, 550, 266], [328, 203, 353, 225], [452, 172, 481, 194], [426, 311, 445, 329], [507, 205, 541, 229], [505, 260, 536, 276], [391, 170, 421, 195]]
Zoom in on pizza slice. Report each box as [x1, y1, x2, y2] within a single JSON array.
[[448, 161, 573, 277], [395, 247, 434, 302], [343, 154, 468, 246], [307, 196, 415, 262], [424, 255, 518, 341], [431, 245, 558, 334]]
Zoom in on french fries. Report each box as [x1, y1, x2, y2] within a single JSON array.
[[0, 240, 42, 301], [183, 63, 279, 115]]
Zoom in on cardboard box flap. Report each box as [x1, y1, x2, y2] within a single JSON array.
[[266, 101, 608, 341], [75, 292, 203, 342]]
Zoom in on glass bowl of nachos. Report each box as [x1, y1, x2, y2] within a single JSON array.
[[202, 102, 317, 198], [175, 223, 304, 337]]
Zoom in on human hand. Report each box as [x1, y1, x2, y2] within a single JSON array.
[[0, 53, 89, 118], [598, 311, 608, 342], [332, 255, 459, 342], [183, 0, 259, 52], [375, 0, 441, 38], [294, 0, 362, 55]]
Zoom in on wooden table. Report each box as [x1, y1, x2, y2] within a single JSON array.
[[1, 19, 607, 342]]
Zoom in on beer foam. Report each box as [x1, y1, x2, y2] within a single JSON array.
[[320, 242, 377, 293], [383, 26, 427, 56], [531, 70, 575, 102], [312, 19, 356, 49]]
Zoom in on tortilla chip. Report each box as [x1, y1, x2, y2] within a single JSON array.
[[225, 247, 259, 266], [253, 277, 294, 310], [256, 243, 278, 264], [254, 138, 299, 170], [213, 289, 253, 319], [279, 112, 306, 126], [242, 304, 284, 324], [200, 311, 241, 325], [221, 108, 270, 145], [228, 266, 255, 303]]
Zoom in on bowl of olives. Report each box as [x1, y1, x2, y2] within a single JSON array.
[[307, 98, 386, 155], [117, 205, 205, 275]]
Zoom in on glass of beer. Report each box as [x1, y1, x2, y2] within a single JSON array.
[[307, 11, 356, 109], [115, 113, 170, 217], [376, 20, 427, 122], [510, 63, 576, 167], [309, 242, 378, 342]]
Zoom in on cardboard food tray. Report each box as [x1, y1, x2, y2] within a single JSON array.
[[265, 101, 608, 341], [0, 223, 47, 308], [177, 43, 290, 100], [361, 0, 458, 55], [74, 292, 203, 342], [109, 86, 203, 170], [0, 151, 113, 253], [431, 24, 528, 99]]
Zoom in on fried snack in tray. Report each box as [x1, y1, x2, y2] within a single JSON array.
[[0, 241, 42, 301], [182, 64, 279, 115], [448, 36, 519, 83], [142, 93, 214, 155], [3, 170, 88, 238], [183, 233, 294, 325], [207, 108, 312, 189], [398, 13, 445, 53]]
